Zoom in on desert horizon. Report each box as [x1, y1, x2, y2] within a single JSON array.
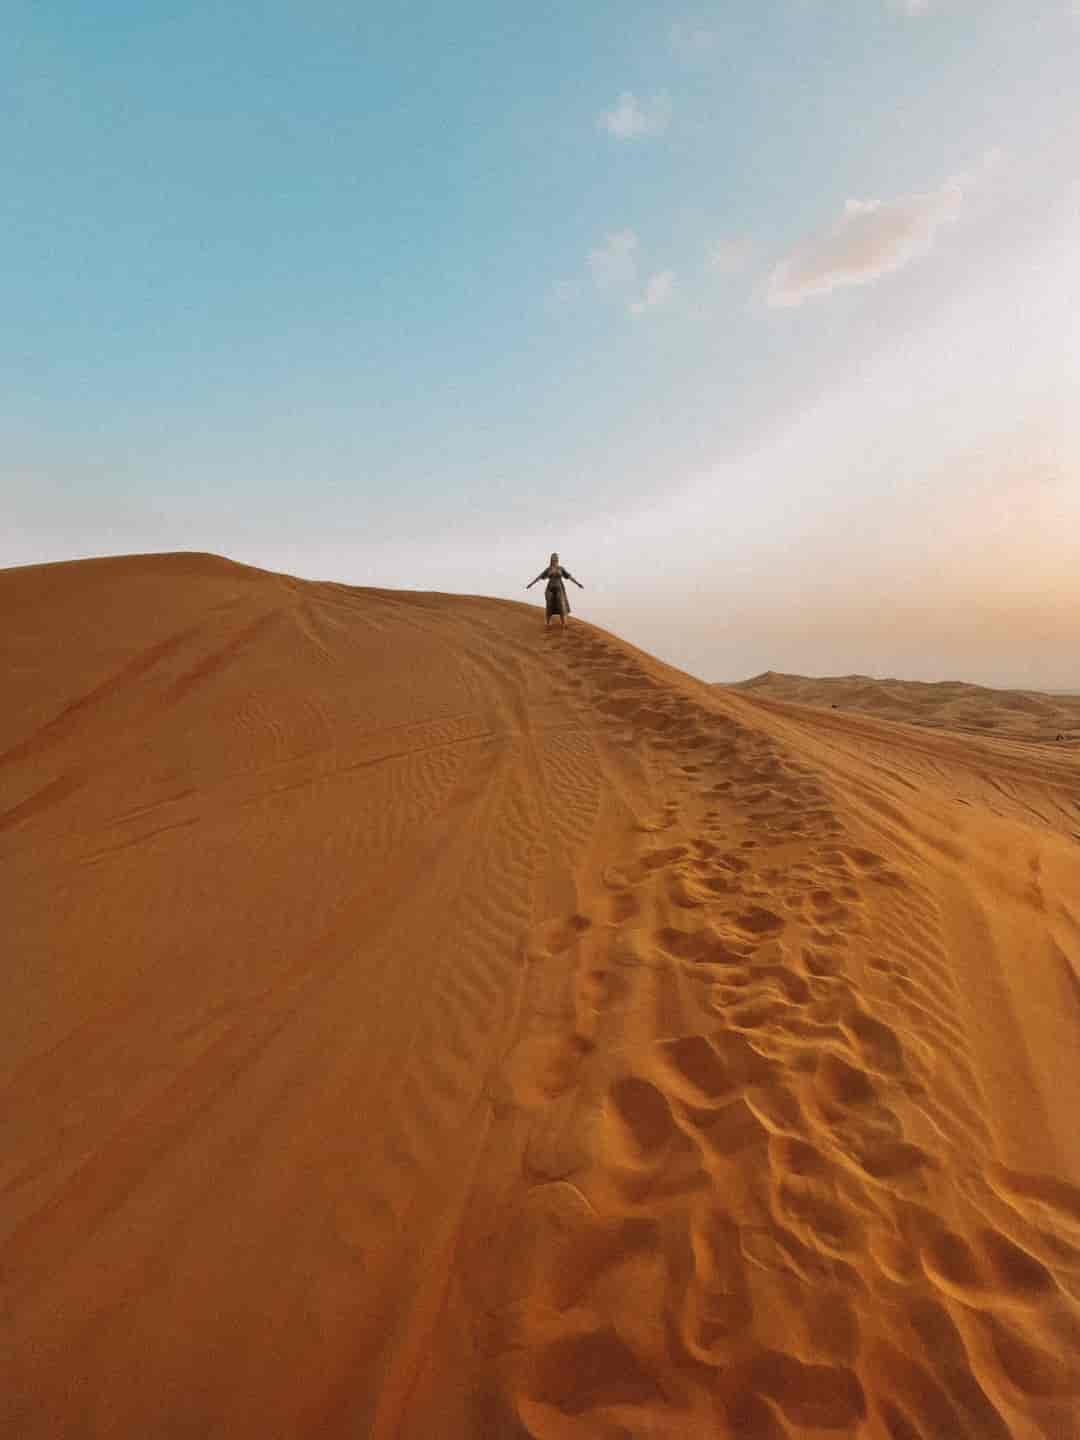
[[3, 549, 1078, 1437], [5, 1, 1078, 1433], [7, 547, 1078, 702]]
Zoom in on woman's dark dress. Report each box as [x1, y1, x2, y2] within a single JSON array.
[[540, 565, 575, 619]]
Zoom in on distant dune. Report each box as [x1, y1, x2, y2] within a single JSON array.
[[3, 553, 1079, 1438], [725, 670, 1080, 744]]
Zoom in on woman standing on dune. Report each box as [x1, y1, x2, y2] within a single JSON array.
[[526, 552, 584, 628]]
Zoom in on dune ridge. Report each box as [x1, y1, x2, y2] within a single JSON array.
[[727, 671, 1080, 745], [2, 553, 1079, 1438]]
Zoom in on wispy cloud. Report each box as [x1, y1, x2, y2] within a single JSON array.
[[588, 230, 639, 292], [896, 0, 931, 14], [767, 175, 967, 307], [630, 270, 675, 314], [707, 236, 752, 274], [598, 91, 672, 140]]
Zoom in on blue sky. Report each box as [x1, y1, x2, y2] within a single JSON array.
[[4, 0, 1078, 685]]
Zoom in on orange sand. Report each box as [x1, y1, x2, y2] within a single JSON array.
[[729, 671, 1080, 745], [2, 552, 1079, 1439]]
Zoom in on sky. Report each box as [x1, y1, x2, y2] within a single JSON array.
[[3, 0, 1078, 687]]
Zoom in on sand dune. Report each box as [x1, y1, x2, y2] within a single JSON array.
[[3, 553, 1079, 1439], [729, 671, 1080, 745]]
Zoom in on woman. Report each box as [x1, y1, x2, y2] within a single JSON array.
[[526, 552, 584, 628]]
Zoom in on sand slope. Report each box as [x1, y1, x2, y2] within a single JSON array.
[[729, 672, 1080, 745], [2, 553, 1079, 1439]]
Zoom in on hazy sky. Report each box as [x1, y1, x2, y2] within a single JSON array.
[[4, 0, 1078, 686]]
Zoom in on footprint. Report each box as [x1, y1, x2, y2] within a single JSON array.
[[503, 1030, 594, 1108], [540, 912, 594, 954], [776, 1182, 863, 1257], [815, 1052, 878, 1107], [688, 863, 740, 897], [603, 863, 638, 891], [912, 1211, 985, 1300], [770, 1140, 864, 1258], [607, 1075, 675, 1161], [608, 888, 640, 924], [640, 843, 691, 872], [905, 1297, 1013, 1440], [654, 925, 751, 967], [656, 1034, 736, 1102], [695, 1095, 769, 1161], [845, 847, 886, 871], [732, 905, 786, 938], [977, 1226, 1056, 1299], [803, 946, 844, 979], [868, 1225, 923, 1285], [523, 1327, 664, 1416], [725, 996, 787, 1031], [801, 1290, 859, 1366], [579, 965, 627, 1014], [681, 1207, 753, 1365], [868, 1339, 970, 1440], [842, 1006, 904, 1076], [718, 1388, 795, 1440], [606, 927, 653, 968], [744, 1084, 805, 1135], [751, 963, 811, 1005], [851, 1139, 935, 1191], [987, 1164, 1080, 1241], [983, 1310, 1080, 1398], [667, 868, 710, 908], [740, 1225, 818, 1284], [804, 889, 855, 925], [748, 1351, 867, 1430], [771, 1135, 829, 1179], [545, 1213, 662, 1312]]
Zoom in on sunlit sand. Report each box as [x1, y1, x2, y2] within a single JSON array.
[[3, 553, 1078, 1437]]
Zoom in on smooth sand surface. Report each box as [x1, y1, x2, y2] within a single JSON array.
[[729, 672, 1080, 745], [3, 553, 1079, 1438]]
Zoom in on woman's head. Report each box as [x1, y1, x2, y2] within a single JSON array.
[[550, 551, 559, 566]]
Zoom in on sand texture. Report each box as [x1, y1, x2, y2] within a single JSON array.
[[728, 672, 1080, 746], [3, 553, 1079, 1439]]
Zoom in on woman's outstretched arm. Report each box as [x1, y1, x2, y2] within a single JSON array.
[[525, 571, 547, 588], [563, 570, 585, 588]]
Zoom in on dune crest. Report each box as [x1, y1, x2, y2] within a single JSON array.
[[728, 670, 1080, 745], [3, 554, 1079, 1438]]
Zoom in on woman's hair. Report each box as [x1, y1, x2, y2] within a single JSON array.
[[550, 551, 559, 566]]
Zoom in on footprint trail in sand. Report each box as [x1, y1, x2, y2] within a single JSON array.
[[463, 627, 1080, 1440], [2, 555, 1078, 1440]]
